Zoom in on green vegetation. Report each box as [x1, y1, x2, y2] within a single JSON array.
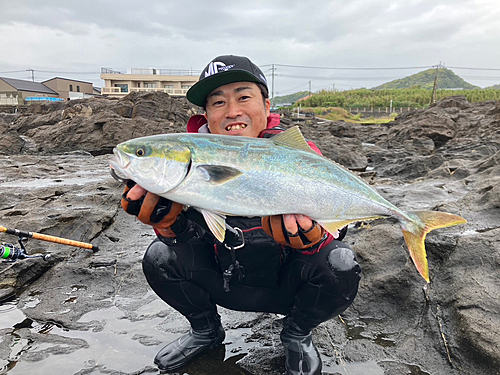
[[287, 68, 499, 121], [373, 67, 478, 90], [299, 106, 398, 124], [272, 91, 310, 106], [297, 87, 500, 109]]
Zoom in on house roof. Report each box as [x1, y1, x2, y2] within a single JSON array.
[[42, 76, 92, 85], [0, 77, 58, 95]]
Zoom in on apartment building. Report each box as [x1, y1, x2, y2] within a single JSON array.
[[100, 68, 198, 98]]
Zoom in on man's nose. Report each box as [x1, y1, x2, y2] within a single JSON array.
[[225, 100, 242, 118]]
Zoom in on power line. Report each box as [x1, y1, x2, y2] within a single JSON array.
[[276, 73, 400, 81], [446, 66, 500, 71], [460, 75, 500, 80], [277, 82, 312, 95], [271, 64, 434, 70], [0, 70, 27, 74], [36, 70, 100, 74], [267, 63, 500, 71], [3, 65, 500, 76], [0, 69, 100, 75]]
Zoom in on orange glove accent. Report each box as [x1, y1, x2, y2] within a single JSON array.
[[262, 215, 325, 250], [121, 184, 184, 238]]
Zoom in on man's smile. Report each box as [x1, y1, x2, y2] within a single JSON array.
[[225, 123, 248, 132], [204, 82, 271, 137]]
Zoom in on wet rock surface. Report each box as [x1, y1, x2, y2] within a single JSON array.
[[0, 93, 499, 375]]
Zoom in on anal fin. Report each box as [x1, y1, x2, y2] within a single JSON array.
[[318, 220, 357, 235], [318, 216, 383, 236]]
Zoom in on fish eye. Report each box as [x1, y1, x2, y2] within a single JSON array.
[[136, 148, 146, 157]]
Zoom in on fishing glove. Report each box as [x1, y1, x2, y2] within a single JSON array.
[[121, 181, 184, 238], [262, 215, 325, 250]]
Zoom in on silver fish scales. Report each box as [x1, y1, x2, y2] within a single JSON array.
[[110, 126, 466, 282]]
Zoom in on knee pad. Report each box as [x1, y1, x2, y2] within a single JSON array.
[[142, 239, 178, 277], [327, 247, 362, 299], [327, 247, 361, 273]]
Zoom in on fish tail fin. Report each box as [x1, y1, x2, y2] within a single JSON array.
[[402, 211, 467, 283]]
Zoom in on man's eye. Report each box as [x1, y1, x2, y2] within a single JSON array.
[[212, 100, 224, 106], [239, 95, 251, 101]]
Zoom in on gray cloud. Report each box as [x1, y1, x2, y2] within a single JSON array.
[[0, 0, 498, 90]]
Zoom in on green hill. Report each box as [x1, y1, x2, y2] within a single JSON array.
[[486, 84, 500, 89], [373, 67, 479, 90], [297, 87, 500, 109], [272, 91, 310, 106]]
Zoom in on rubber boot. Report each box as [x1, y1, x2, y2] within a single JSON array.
[[154, 322, 225, 372], [280, 319, 322, 375]]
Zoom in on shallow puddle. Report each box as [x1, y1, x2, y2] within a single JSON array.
[[0, 297, 262, 375], [323, 359, 385, 375], [1, 298, 422, 375]]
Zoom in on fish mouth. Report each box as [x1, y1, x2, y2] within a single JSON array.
[[225, 123, 248, 132], [109, 148, 130, 182]]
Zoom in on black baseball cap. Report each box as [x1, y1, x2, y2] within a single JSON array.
[[186, 55, 268, 107]]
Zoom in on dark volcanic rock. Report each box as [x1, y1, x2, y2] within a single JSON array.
[[0, 114, 25, 154], [3, 92, 201, 156], [0, 94, 499, 375], [295, 119, 369, 171]]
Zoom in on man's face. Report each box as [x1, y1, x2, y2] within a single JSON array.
[[205, 81, 271, 138]]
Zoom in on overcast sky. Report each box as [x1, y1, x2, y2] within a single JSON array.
[[1, 0, 499, 95]]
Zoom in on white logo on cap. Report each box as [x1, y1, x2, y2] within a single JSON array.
[[205, 62, 235, 77]]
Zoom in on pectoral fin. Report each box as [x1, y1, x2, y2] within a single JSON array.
[[197, 165, 243, 184], [200, 209, 226, 242]]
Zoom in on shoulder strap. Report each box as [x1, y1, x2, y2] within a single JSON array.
[[258, 126, 286, 138]]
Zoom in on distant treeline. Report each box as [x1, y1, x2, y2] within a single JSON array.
[[297, 88, 500, 108], [272, 91, 310, 105]]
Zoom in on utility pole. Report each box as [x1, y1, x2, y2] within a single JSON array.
[[430, 63, 440, 105], [271, 64, 275, 108], [309, 80, 311, 96], [26, 69, 35, 81]]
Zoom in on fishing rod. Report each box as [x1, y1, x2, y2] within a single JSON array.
[[1, 225, 99, 263]]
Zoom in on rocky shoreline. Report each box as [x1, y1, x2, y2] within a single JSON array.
[[0, 92, 498, 374]]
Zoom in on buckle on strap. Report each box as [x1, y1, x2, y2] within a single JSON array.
[[222, 227, 246, 292], [224, 227, 245, 250]]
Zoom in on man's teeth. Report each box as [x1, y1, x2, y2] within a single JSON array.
[[226, 124, 247, 131]]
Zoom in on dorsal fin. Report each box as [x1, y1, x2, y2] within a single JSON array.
[[271, 126, 317, 154]]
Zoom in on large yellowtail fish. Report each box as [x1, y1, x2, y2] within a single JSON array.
[[109, 126, 466, 282]]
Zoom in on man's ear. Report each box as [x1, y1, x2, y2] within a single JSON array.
[[265, 98, 271, 117], [204, 112, 212, 132]]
